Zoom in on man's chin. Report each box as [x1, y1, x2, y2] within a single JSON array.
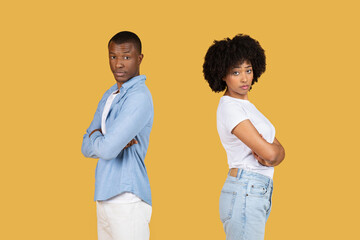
[[114, 76, 130, 83]]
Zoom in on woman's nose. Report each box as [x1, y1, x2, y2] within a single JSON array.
[[240, 72, 247, 82]]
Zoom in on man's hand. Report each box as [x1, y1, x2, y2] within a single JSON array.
[[89, 129, 137, 150], [89, 129, 102, 137], [124, 139, 138, 149]]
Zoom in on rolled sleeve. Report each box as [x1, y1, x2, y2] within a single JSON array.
[[81, 133, 97, 158]]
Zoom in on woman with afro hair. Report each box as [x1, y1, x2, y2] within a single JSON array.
[[203, 34, 285, 240]]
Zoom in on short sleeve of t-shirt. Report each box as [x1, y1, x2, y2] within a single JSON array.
[[219, 100, 249, 134]]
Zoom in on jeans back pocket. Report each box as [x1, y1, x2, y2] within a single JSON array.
[[219, 190, 237, 223]]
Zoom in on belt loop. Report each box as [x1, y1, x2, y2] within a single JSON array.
[[237, 168, 242, 179]]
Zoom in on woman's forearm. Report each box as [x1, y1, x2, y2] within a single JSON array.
[[266, 138, 285, 166]]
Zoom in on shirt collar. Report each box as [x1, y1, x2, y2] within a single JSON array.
[[108, 75, 146, 93], [122, 74, 146, 90]]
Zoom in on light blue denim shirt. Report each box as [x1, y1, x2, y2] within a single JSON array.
[[81, 75, 154, 205]]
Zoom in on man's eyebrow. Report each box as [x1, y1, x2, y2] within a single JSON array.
[[109, 50, 131, 54]]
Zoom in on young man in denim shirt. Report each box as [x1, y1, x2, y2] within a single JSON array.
[[81, 31, 154, 240]]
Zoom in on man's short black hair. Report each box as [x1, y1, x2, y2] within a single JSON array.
[[203, 34, 266, 92], [108, 31, 142, 54]]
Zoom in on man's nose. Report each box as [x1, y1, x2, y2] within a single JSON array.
[[115, 59, 124, 68]]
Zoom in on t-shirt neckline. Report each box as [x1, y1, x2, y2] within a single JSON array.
[[222, 95, 250, 103]]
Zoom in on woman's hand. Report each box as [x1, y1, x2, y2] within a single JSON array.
[[252, 134, 273, 167], [232, 120, 285, 166], [252, 150, 272, 167]]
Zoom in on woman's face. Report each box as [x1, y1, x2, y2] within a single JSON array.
[[223, 60, 253, 100]]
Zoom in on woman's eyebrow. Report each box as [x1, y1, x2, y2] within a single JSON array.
[[232, 65, 252, 69]]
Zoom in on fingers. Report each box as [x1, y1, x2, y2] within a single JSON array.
[[253, 150, 271, 167], [123, 139, 138, 149], [129, 139, 138, 145]]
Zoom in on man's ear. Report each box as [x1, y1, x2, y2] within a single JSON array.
[[138, 54, 144, 64]]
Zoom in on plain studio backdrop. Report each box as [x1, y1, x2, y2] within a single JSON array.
[[1, 0, 359, 239]]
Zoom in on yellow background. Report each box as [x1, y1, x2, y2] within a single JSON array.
[[1, 0, 359, 239]]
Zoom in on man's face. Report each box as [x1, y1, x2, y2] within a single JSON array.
[[108, 41, 143, 88]]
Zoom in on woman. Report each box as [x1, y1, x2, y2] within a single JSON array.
[[203, 34, 285, 240]]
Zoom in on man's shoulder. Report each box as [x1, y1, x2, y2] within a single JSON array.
[[123, 85, 153, 111], [126, 82, 152, 98]]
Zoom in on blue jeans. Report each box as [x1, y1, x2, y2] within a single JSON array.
[[219, 169, 273, 240]]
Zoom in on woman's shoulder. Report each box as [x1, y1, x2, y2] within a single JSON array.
[[217, 96, 250, 119], [218, 96, 251, 110]]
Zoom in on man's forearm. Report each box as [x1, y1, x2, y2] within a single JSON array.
[[82, 133, 99, 158]]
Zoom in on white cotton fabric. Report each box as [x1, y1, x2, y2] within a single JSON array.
[[97, 200, 152, 240], [217, 96, 276, 179], [101, 90, 119, 135]]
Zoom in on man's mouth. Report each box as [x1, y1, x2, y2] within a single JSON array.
[[114, 72, 126, 77]]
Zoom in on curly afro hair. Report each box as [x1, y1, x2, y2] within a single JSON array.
[[203, 34, 266, 92]]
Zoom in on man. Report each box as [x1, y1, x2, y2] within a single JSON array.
[[81, 31, 153, 240]]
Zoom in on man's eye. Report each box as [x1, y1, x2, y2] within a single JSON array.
[[110, 56, 116, 59], [124, 56, 130, 60], [246, 69, 252, 74]]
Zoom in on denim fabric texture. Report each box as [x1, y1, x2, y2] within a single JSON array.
[[81, 75, 154, 205], [219, 169, 273, 240]]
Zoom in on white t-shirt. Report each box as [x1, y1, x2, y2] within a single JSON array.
[[217, 96, 276, 179], [101, 90, 119, 135], [100, 89, 141, 203]]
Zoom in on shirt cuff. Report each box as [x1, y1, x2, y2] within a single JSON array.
[[89, 130, 103, 142]]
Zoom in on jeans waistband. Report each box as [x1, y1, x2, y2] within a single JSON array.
[[228, 168, 273, 186]]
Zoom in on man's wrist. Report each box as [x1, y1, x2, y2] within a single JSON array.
[[89, 129, 101, 137]]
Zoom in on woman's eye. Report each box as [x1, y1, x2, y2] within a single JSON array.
[[247, 69, 252, 74], [110, 56, 116, 59], [233, 71, 239, 75]]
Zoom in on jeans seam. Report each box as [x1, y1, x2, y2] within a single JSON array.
[[220, 190, 237, 223]]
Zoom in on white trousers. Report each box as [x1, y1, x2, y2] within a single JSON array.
[[96, 200, 152, 240]]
